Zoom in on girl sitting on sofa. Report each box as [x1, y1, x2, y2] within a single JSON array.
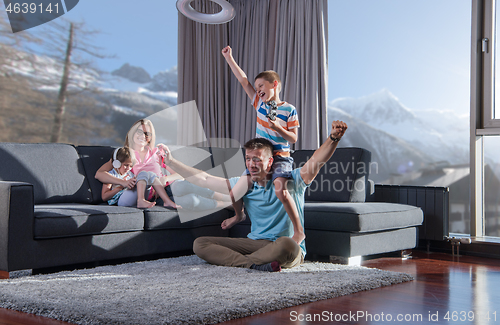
[[101, 146, 174, 208], [96, 119, 230, 210]]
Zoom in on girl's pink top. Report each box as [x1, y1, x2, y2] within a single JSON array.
[[131, 147, 176, 186]]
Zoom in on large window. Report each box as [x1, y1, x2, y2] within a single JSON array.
[[472, 0, 500, 238], [0, 0, 178, 145], [328, 0, 472, 234]]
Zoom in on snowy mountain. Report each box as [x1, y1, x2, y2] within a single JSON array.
[[328, 89, 470, 182], [331, 89, 417, 125], [104, 64, 178, 108], [111, 63, 151, 83], [110, 64, 178, 93], [6, 50, 100, 91], [328, 106, 434, 182], [5, 50, 178, 116], [145, 66, 178, 92], [2, 47, 179, 144]]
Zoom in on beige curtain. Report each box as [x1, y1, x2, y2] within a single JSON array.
[[273, 0, 329, 149], [177, 0, 231, 147], [178, 0, 328, 149], [226, 0, 277, 146]]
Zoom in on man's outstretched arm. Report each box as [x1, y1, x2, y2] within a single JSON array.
[[300, 120, 348, 185], [159, 144, 232, 195]]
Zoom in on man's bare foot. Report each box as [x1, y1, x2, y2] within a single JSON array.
[[137, 199, 156, 209], [221, 214, 246, 230]]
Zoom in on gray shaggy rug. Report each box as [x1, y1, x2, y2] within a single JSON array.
[[0, 255, 413, 324]]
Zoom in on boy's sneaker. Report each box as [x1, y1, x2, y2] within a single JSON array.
[[250, 261, 281, 272]]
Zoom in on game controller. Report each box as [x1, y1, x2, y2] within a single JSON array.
[[266, 100, 278, 121]]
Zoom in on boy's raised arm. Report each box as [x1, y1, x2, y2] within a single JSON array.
[[222, 46, 256, 100]]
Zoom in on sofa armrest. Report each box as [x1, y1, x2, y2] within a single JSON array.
[[370, 184, 449, 241], [366, 179, 375, 201], [0, 181, 35, 272]]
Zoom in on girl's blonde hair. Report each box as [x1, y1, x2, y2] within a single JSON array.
[[124, 119, 156, 150]]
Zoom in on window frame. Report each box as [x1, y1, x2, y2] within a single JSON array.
[[471, 0, 500, 237], [481, 0, 500, 129]]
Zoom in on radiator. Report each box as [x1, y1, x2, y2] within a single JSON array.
[[373, 185, 450, 241]]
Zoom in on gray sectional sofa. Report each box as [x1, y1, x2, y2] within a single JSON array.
[[0, 142, 423, 278]]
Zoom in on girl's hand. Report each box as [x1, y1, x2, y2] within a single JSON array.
[[157, 144, 173, 166], [156, 144, 170, 168], [156, 143, 168, 156]]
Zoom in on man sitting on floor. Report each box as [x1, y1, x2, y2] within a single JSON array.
[[160, 120, 347, 272]]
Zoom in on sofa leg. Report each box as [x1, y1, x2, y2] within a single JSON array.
[[329, 255, 362, 266], [0, 271, 9, 279], [401, 250, 412, 260]]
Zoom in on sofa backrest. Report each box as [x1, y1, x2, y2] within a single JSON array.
[[197, 145, 372, 203], [0, 142, 371, 205], [217, 147, 246, 178], [76, 145, 116, 204], [200, 145, 372, 203], [77, 145, 222, 204], [168, 146, 213, 172], [0, 143, 93, 205], [291, 147, 372, 202], [168, 146, 245, 179]]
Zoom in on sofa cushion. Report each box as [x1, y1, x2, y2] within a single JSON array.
[[143, 206, 231, 230], [0, 143, 92, 205], [304, 202, 423, 233], [305, 227, 419, 257], [292, 148, 372, 202], [76, 145, 116, 204], [34, 203, 145, 239]]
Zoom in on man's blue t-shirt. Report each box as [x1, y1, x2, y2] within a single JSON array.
[[229, 168, 309, 256]]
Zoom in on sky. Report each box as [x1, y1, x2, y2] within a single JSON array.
[[329, 0, 471, 114], [4, 0, 472, 114], [63, 0, 179, 75]]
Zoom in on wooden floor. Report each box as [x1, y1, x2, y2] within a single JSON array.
[[1, 250, 500, 325]]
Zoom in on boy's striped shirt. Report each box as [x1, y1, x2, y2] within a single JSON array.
[[252, 94, 300, 157]]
